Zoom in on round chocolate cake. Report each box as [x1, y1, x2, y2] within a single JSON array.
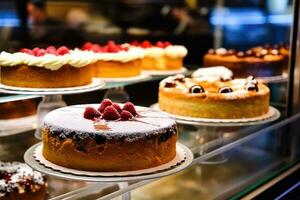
[[0, 161, 46, 200], [42, 100, 178, 172]]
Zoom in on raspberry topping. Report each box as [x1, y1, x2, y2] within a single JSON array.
[[98, 99, 113, 113], [83, 107, 101, 120], [102, 106, 120, 120], [36, 49, 46, 57], [57, 46, 69, 55], [123, 102, 138, 116], [163, 41, 171, 47], [32, 47, 40, 55], [130, 40, 139, 46], [140, 40, 152, 48], [156, 41, 165, 48], [120, 110, 134, 121], [20, 48, 34, 55], [82, 41, 127, 53], [46, 46, 57, 55], [112, 103, 122, 113], [82, 42, 93, 50]]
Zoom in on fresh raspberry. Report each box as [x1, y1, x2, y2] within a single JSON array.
[[163, 41, 171, 47], [130, 40, 139, 46], [83, 106, 101, 120], [122, 102, 137, 116], [57, 46, 69, 55], [107, 45, 119, 53], [32, 47, 40, 56], [98, 99, 113, 113], [36, 49, 46, 57], [20, 48, 34, 55], [112, 103, 122, 113], [92, 44, 101, 52], [121, 46, 129, 51], [120, 110, 133, 121], [156, 41, 164, 48], [82, 42, 93, 50], [140, 40, 152, 48], [46, 46, 57, 55], [100, 46, 108, 53], [102, 106, 120, 120]]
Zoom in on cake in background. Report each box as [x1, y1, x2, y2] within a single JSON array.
[[82, 41, 144, 78], [0, 46, 95, 88], [42, 99, 178, 171], [159, 74, 270, 119], [0, 99, 37, 120], [130, 40, 188, 71], [203, 47, 285, 78], [0, 161, 46, 200]]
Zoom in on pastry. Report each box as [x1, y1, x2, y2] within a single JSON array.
[[0, 99, 36, 120], [131, 40, 187, 71], [0, 161, 46, 200], [42, 99, 178, 171], [203, 48, 285, 77], [82, 41, 144, 78], [0, 46, 95, 88], [159, 75, 270, 119]]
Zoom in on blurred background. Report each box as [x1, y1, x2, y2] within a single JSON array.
[[0, 0, 293, 66]]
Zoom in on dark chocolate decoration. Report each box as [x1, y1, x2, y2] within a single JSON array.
[[189, 85, 205, 94], [245, 84, 259, 92], [164, 81, 176, 88], [94, 134, 107, 144], [219, 87, 233, 93], [158, 126, 177, 144], [208, 49, 215, 54], [236, 51, 245, 58]]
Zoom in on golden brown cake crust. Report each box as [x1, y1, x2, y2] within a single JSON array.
[[42, 128, 177, 172], [158, 76, 270, 119], [203, 49, 285, 77], [93, 59, 141, 78], [1, 64, 93, 88], [0, 99, 36, 120]]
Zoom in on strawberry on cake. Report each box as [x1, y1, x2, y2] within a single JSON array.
[[42, 98, 178, 171], [82, 41, 144, 78], [130, 40, 188, 71], [0, 46, 96, 88]]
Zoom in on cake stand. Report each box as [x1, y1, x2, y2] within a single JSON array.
[[142, 67, 188, 77], [24, 142, 193, 200], [151, 103, 280, 164], [0, 79, 106, 139]]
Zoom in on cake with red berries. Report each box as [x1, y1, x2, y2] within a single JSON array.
[[42, 99, 178, 172], [0, 161, 46, 200], [0, 99, 36, 120], [82, 41, 144, 78], [0, 46, 95, 88], [158, 75, 270, 119], [130, 41, 187, 71], [203, 48, 285, 77]]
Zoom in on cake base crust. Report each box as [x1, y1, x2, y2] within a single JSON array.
[[0, 99, 36, 120], [93, 60, 141, 78], [1, 65, 93, 88], [42, 128, 177, 172]]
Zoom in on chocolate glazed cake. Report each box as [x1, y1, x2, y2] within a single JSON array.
[[42, 103, 178, 172], [203, 48, 285, 78]]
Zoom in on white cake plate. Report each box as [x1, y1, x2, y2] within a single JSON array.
[[24, 142, 193, 182], [0, 79, 105, 95], [0, 115, 36, 137], [257, 73, 288, 84], [151, 104, 280, 127], [142, 67, 188, 76], [95, 74, 151, 83]]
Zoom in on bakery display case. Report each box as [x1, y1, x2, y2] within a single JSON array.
[[0, 0, 300, 199]]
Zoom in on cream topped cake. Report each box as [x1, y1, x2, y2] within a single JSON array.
[[0, 161, 46, 200], [130, 40, 188, 70], [42, 99, 178, 172], [159, 75, 270, 119], [82, 41, 144, 78], [0, 46, 95, 88]]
